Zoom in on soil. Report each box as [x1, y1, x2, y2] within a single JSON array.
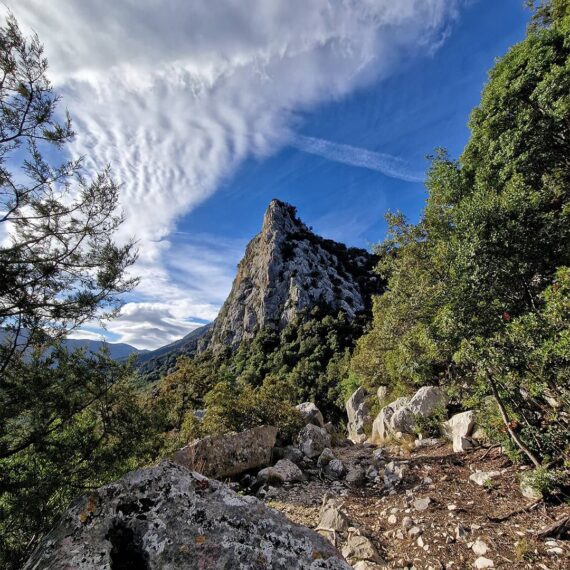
[[264, 442, 570, 569]]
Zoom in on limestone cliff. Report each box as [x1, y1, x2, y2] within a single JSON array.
[[201, 199, 380, 352]]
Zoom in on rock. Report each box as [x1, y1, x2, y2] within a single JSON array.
[[370, 386, 446, 443], [352, 561, 386, 570], [317, 447, 336, 467], [388, 514, 398, 525], [193, 409, 205, 421], [346, 387, 371, 443], [257, 459, 304, 484], [298, 424, 331, 458], [172, 424, 277, 478], [414, 437, 440, 448], [24, 462, 350, 569], [472, 540, 488, 556], [325, 459, 346, 480], [384, 461, 408, 487], [442, 411, 476, 452], [401, 516, 413, 530], [296, 402, 325, 427], [377, 386, 389, 404], [273, 445, 305, 465], [342, 533, 383, 565], [318, 498, 350, 532], [408, 526, 422, 538], [469, 470, 500, 486], [407, 386, 446, 417], [345, 467, 366, 488], [520, 471, 543, 500], [372, 448, 385, 464], [414, 497, 431, 511], [455, 524, 469, 540], [324, 422, 337, 435], [473, 557, 494, 569]]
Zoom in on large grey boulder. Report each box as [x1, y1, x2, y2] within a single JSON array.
[[370, 397, 410, 443], [442, 410, 476, 452], [298, 424, 332, 458], [346, 387, 371, 443], [257, 459, 304, 484], [24, 462, 349, 569], [370, 386, 446, 443], [172, 425, 277, 478], [296, 402, 325, 427]]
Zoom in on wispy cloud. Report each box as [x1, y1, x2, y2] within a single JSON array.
[[292, 135, 424, 182], [7, 0, 461, 347]]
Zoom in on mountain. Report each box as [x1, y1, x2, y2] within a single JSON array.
[[135, 323, 212, 381], [0, 329, 141, 360], [200, 199, 380, 352]]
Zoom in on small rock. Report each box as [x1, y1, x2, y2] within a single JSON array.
[[401, 516, 413, 530], [318, 498, 350, 532], [388, 515, 398, 525], [295, 402, 325, 427], [414, 497, 431, 511], [455, 524, 469, 541], [473, 557, 494, 568], [417, 536, 424, 548], [298, 424, 331, 458], [342, 533, 383, 565], [408, 526, 422, 538], [257, 459, 304, 484], [325, 458, 347, 480], [547, 547, 563, 555], [469, 471, 500, 486], [472, 540, 488, 556], [346, 467, 366, 488]]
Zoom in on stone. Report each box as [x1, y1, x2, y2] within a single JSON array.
[[388, 514, 398, 525], [325, 459, 346, 480], [298, 423, 331, 458], [346, 387, 371, 443], [372, 448, 385, 463], [455, 524, 469, 540], [384, 461, 408, 486], [377, 386, 389, 404], [469, 470, 500, 486], [408, 526, 422, 538], [296, 402, 325, 427], [414, 437, 440, 448], [318, 498, 350, 532], [172, 424, 277, 478], [353, 561, 386, 570], [24, 462, 350, 570], [317, 447, 336, 467], [257, 459, 304, 484], [414, 497, 431, 511], [472, 540, 488, 556], [442, 411, 476, 452], [401, 516, 413, 530], [370, 397, 410, 443], [342, 534, 383, 565], [473, 557, 494, 568], [407, 386, 446, 417], [273, 445, 305, 465], [345, 467, 366, 488]]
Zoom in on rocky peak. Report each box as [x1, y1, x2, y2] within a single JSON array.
[[201, 199, 380, 352]]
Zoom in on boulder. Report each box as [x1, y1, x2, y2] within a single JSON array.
[[273, 445, 305, 465], [342, 533, 384, 565], [318, 497, 350, 532], [345, 467, 366, 488], [346, 387, 371, 443], [296, 402, 325, 427], [172, 425, 277, 479], [24, 462, 350, 570], [370, 397, 410, 443], [257, 459, 304, 484], [325, 459, 346, 480], [370, 386, 446, 443], [298, 424, 331, 458], [442, 410, 476, 452]]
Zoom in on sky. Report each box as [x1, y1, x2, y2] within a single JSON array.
[[6, 1, 530, 349]]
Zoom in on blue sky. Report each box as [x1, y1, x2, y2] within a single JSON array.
[[10, 1, 530, 348]]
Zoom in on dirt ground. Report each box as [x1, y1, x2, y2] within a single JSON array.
[[265, 442, 570, 569]]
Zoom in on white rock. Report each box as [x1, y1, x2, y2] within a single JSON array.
[[388, 515, 397, 525], [473, 556, 494, 568], [346, 387, 371, 443], [472, 539, 488, 556], [442, 411, 476, 453], [469, 471, 500, 486], [414, 497, 431, 511]]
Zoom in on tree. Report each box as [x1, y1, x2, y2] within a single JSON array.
[[0, 15, 150, 568]]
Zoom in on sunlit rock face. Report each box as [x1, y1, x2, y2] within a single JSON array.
[[202, 199, 380, 352]]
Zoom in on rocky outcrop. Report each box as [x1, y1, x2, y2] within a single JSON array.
[[297, 402, 325, 427], [24, 462, 350, 569], [370, 387, 446, 443], [201, 200, 380, 352], [346, 387, 371, 443], [172, 425, 277, 478]]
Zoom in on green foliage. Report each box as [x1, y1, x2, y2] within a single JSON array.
[[521, 465, 570, 498], [413, 406, 447, 438], [351, 6, 570, 467]]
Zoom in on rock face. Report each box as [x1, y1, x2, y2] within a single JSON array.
[[24, 462, 350, 569], [346, 387, 371, 443], [297, 402, 325, 427], [172, 425, 277, 478], [370, 387, 446, 443], [201, 200, 379, 352]]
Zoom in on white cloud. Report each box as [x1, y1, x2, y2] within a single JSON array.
[[292, 135, 424, 182], [7, 0, 462, 348]]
